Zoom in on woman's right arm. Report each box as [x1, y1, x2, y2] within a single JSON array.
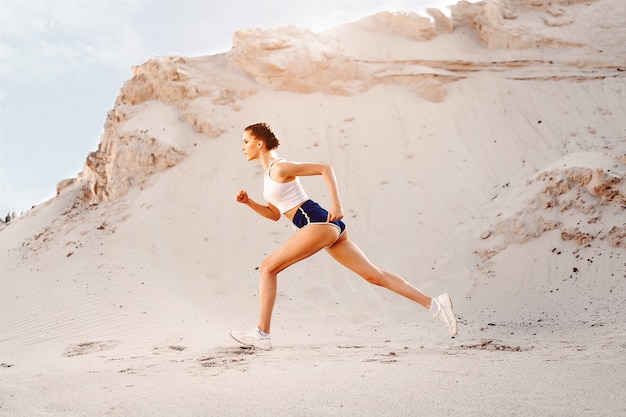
[[235, 189, 281, 221]]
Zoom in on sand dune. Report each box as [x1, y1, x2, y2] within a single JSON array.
[[1, 1, 625, 415]]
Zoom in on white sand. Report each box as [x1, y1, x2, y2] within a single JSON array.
[[1, 0, 625, 415]]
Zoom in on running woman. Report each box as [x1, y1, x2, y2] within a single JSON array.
[[230, 123, 458, 350]]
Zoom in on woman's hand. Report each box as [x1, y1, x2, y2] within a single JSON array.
[[327, 203, 344, 222], [235, 189, 249, 204]]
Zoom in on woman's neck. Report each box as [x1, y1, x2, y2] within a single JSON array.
[[259, 151, 280, 171]]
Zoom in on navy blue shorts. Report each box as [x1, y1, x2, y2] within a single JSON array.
[[292, 200, 346, 235]]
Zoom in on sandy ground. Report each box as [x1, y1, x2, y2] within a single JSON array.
[[2, 322, 625, 416]]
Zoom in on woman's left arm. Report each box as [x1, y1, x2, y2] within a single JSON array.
[[274, 161, 344, 221]]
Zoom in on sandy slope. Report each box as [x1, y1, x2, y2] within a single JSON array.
[[1, 0, 625, 415]]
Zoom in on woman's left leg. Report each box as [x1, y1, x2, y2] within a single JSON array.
[[325, 232, 431, 309], [326, 233, 459, 336]]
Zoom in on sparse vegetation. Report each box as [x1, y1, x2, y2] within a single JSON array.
[[1, 211, 19, 225]]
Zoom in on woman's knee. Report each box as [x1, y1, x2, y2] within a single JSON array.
[[361, 269, 385, 286], [259, 255, 284, 276], [259, 258, 275, 275]]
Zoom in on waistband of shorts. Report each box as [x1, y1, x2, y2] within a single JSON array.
[[292, 200, 314, 227]]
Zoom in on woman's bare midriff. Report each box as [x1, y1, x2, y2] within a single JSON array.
[[282, 202, 305, 222]]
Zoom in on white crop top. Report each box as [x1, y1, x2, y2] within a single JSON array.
[[263, 159, 309, 213]]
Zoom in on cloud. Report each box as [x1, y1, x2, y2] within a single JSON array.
[[1, 0, 455, 82], [1, 0, 457, 214], [1, 0, 145, 81]]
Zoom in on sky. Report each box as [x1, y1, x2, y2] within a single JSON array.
[[1, 0, 453, 216]]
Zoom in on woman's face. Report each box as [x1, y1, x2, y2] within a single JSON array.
[[241, 130, 263, 161]]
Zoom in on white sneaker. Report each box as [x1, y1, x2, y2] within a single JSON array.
[[230, 328, 272, 350], [432, 293, 458, 336]]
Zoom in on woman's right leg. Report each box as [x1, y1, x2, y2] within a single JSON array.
[[257, 225, 340, 334]]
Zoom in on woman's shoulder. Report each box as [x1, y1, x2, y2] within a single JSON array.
[[275, 160, 331, 179], [270, 159, 297, 179]]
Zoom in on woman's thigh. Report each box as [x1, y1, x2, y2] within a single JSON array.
[[262, 225, 340, 274], [324, 233, 381, 279]]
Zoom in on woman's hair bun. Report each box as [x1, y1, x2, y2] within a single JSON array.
[[244, 123, 280, 150]]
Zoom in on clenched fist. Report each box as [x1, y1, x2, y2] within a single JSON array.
[[235, 189, 249, 204]]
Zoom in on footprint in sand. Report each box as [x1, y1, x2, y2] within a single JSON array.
[[198, 347, 255, 370], [63, 340, 118, 357]]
